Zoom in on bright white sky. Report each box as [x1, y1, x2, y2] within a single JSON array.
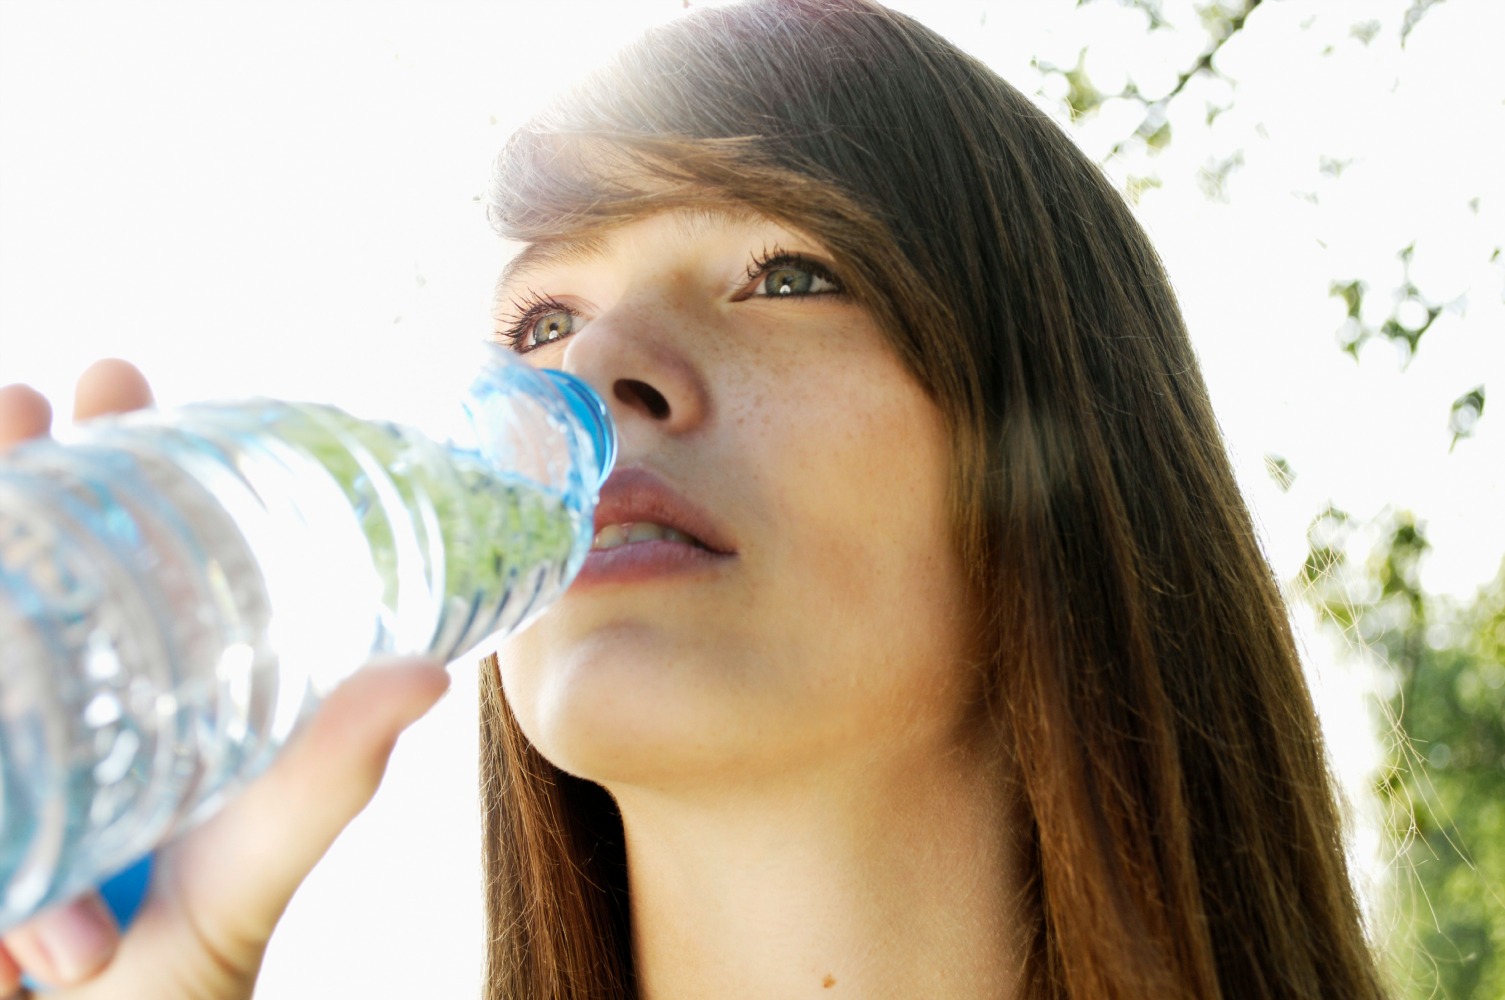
[[1, 1, 1500, 996]]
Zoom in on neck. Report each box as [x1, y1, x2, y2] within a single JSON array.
[[615, 743, 1025, 1000]]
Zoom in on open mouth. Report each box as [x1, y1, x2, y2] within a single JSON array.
[[589, 467, 736, 558], [591, 521, 709, 551]]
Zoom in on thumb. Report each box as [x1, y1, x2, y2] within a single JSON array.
[[157, 656, 452, 968]]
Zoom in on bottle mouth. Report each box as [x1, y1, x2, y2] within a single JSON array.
[[541, 369, 617, 492]]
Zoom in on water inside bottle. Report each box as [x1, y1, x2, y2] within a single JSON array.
[[0, 399, 586, 927]]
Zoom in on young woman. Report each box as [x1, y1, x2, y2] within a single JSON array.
[[0, 1, 1389, 997]]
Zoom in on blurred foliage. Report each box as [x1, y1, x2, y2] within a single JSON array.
[[1448, 386, 1485, 452], [1299, 511, 1505, 999], [1050, 0, 1261, 158], [1330, 243, 1450, 364], [1263, 452, 1296, 493], [1039, 0, 1487, 440], [1036, 2, 1501, 994], [1401, 0, 1447, 45]]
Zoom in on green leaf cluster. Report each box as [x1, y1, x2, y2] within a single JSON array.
[[1300, 513, 1505, 999]]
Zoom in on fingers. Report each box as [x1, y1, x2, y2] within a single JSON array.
[[163, 657, 452, 971], [0, 356, 154, 454], [235, 658, 452, 907], [0, 941, 22, 996], [73, 359, 154, 423], [0, 659, 451, 993], [1, 894, 119, 990], [0, 383, 53, 451], [0, 366, 139, 994]]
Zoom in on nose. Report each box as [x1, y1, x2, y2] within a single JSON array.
[[558, 308, 709, 436]]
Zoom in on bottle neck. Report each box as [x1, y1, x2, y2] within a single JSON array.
[[541, 369, 617, 492]]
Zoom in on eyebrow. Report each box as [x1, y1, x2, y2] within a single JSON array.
[[495, 235, 610, 305], [493, 207, 771, 306]]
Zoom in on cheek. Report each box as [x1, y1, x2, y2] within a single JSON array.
[[494, 332, 978, 780], [740, 353, 972, 675], [761, 354, 951, 553]]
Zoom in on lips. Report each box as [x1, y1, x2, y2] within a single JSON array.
[[571, 466, 736, 589], [590, 466, 736, 555]]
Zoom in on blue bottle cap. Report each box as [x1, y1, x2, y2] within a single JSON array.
[[100, 852, 153, 928]]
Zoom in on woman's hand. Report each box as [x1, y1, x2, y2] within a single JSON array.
[[0, 361, 452, 999]]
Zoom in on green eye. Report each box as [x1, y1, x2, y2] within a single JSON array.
[[528, 310, 575, 348], [752, 256, 841, 298], [764, 266, 816, 296]]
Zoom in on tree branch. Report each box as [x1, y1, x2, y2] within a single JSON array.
[[1104, 0, 1264, 162]]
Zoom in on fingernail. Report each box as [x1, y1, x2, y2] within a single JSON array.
[[35, 895, 118, 983]]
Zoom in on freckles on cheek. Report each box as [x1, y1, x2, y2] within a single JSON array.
[[727, 338, 951, 568], [796, 419, 926, 588]]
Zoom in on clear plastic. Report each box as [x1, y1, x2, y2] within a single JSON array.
[[0, 343, 615, 930]]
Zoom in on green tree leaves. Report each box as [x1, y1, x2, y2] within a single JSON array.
[[1449, 387, 1485, 452], [1300, 512, 1505, 999]]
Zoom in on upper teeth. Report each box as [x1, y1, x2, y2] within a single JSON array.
[[592, 522, 698, 551]]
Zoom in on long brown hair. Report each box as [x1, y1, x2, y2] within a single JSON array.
[[478, 1, 1389, 996]]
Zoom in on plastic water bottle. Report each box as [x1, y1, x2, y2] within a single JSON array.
[[0, 343, 615, 931]]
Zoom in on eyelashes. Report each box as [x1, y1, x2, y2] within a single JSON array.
[[494, 290, 578, 354], [742, 247, 844, 296], [494, 248, 846, 354]]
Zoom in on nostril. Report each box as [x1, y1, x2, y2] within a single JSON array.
[[614, 379, 671, 420]]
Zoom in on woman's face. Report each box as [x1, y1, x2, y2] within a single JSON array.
[[493, 209, 982, 795]]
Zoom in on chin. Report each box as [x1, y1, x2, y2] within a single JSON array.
[[497, 627, 748, 790]]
